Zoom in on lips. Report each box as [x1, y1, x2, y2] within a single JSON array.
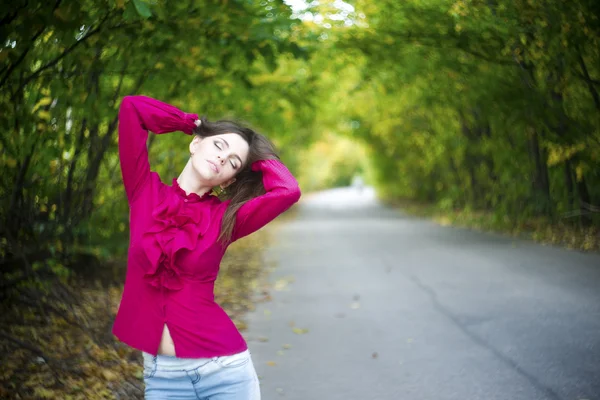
[[206, 160, 220, 173]]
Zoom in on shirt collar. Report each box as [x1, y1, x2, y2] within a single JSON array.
[[171, 178, 212, 203]]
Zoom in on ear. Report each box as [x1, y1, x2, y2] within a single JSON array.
[[220, 177, 236, 190], [189, 136, 201, 155]]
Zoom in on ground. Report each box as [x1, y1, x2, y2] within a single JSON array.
[[246, 187, 600, 400]]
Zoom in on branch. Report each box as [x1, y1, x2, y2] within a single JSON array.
[[371, 28, 516, 67], [0, 27, 46, 89], [581, 201, 600, 213], [0, 0, 63, 89], [577, 53, 600, 111], [11, 12, 112, 99], [0, 3, 28, 26], [455, 44, 515, 66], [574, 71, 600, 86]]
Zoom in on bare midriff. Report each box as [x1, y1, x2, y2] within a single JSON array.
[[157, 324, 176, 356]]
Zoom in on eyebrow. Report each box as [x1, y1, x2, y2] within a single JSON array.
[[220, 138, 243, 165]]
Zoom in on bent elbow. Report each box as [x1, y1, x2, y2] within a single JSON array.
[[119, 95, 135, 115], [287, 184, 301, 204], [121, 95, 133, 106]]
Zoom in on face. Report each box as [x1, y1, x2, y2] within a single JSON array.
[[189, 133, 250, 188]]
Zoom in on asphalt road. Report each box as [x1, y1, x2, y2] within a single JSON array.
[[245, 187, 600, 400]]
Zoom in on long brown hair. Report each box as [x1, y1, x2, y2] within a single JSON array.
[[193, 117, 279, 244]]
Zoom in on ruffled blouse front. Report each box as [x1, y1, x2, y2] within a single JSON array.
[[141, 179, 215, 291], [113, 95, 301, 358]]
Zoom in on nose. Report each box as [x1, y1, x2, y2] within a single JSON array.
[[217, 155, 225, 164]]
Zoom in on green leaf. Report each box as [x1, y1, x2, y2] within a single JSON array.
[[132, 0, 152, 19]]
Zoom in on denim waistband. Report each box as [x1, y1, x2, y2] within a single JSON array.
[[142, 349, 250, 371]]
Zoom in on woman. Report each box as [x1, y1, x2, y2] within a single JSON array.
[[112, 95, 301, 399]]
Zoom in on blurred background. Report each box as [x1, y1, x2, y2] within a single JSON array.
[[1, 0, 599, 398]]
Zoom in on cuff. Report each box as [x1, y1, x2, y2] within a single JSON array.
[[182, 113, 200, 134]]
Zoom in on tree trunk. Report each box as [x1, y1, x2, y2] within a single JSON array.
[[564, 159, 575, 211], [576, 173, 592, 226], [527, 128, 552, 216], [577, 52, 600, 112]]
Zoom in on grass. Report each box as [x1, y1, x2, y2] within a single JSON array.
[[0, 230, 271, 400], [390, 199, 600, 253]]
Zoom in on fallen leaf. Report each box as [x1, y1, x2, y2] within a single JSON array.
[[274, 277, 295, 291], [372, 352, 378, 359], [102, 370, 118, 381], [282, 344, 292, 349], [292, 327, 309, 335], [266, 361, 277, 366]]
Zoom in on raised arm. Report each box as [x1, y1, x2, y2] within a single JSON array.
[[231, 159, 301, 242], [118, 95, 198, 203]]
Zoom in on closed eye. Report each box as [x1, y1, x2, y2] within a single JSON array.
[[215, 140, 239, 168]]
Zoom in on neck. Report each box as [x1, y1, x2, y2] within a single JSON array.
[[177, 159, 212, 197]]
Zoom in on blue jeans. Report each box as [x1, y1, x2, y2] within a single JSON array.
[[142, 350, 260, 399]]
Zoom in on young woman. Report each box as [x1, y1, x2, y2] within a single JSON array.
[[112, 95, 301, 399]]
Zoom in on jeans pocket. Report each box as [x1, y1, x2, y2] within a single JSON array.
[[214, 351, 251, 368]]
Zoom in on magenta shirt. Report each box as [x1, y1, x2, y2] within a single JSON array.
[[112, 96, 301, 358]]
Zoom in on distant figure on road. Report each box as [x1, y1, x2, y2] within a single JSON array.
[[113, 95, 301, 399], [352, 174, 365, 194]]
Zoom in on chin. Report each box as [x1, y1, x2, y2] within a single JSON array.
[[192, 162, 214, 182]]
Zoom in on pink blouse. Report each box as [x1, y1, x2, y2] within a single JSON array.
[[112, 96, 301, 358]]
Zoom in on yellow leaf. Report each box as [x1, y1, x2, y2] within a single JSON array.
[[34, 97, 53, 112], [38, 110, 51, 121], [266, 361, 277, 366], [575, 165, 583, 181], [50, 159, 58, 172], [292, 327, 309, 335], [102, 370, 118, 381], [519, 33, 527, 45]]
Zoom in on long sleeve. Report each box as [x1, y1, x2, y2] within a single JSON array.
[[231, 159, 301, 242], [118, 95, 198, 203]]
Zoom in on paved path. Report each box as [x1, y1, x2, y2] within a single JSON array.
[[245, 187, 600, 400]]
